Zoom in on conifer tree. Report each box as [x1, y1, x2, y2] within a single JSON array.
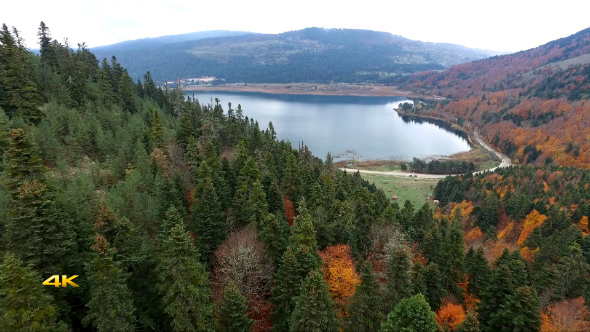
[[383, 247, 412, 314], [218, 281, 254, 332], [234, 157, 268, 226], [345, 261, 383, 332], [117, 71, 137, 113], [488, 286, 540, 332], [158, 222, 216, 332], [259, 213, 288, 264], [4, 129, 75, 272], [464, 247, 490, 299], [289, 270, 339, 332], [283, 153, 301, 202], [272, 204, 323, 332], [84, 236, 136, 332], [381, 294, 438, 332], [192, 176, 225, 260], [440, 211, 465, 295], [0, 253, 67, 332]]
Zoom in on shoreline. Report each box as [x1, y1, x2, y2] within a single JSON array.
[[182, 83, 438, 99]]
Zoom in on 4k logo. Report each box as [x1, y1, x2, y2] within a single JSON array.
[[43, 275, 80, 287]]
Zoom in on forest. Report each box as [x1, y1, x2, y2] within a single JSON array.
[[1, 22, 590, 332], [91, 28, 497, 84], [397, 27, 590, 169]]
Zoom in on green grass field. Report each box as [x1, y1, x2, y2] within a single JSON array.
[[360, 173, 440, 208]]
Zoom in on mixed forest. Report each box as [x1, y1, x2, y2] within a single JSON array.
[[1, 22, 590, 332]]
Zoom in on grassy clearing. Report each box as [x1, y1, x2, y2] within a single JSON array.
[[446, 146, 500, 171], [360, 173, 440, 208]]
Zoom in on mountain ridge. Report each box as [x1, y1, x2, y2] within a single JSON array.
[[90, 27, 503, 84]]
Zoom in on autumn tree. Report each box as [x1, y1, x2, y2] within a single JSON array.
[[540, 297, 590, 332], [436, 302, 466, 331], [319, 244, 361, 315]]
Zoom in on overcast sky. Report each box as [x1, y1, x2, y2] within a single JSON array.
[[3, 0, 590, 53]]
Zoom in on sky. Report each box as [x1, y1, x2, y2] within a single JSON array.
[[2, 0, 590, 53]]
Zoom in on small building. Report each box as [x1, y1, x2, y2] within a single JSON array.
[[428, 193, 433, 200], [433, 200, 440, 205], [392, 195, 397, 201]]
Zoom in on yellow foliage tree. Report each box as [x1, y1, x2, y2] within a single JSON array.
[[517, 209, 548, 246], [579, 216, 589, 237], [319, 244, 360, 316]]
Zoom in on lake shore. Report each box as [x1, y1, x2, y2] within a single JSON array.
[[183, 83, 438, 99]]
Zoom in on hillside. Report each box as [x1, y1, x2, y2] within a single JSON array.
[[2, 22, 590, 332], [92, 27, 501, 84], [399, 27, 590, 168]]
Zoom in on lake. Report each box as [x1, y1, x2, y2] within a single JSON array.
[[185, 91, 471, 161]]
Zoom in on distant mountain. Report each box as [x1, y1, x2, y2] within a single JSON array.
[[91, 30, 253, 52], [399, 27, 590, 168], [91, 28, 501, 84]]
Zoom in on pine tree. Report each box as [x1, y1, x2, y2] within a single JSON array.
[[289, 270, 339, 332], [218, 281, 254, 332], [345, 261, 383, 332], [383, 247, 412, 314], [158, 222, 216, 332], [0, 253, 67, 332], [381, 294, 438, 332], [233, 157, 268, 226], [84, 236, 136, 332], [150, 110, 165, 150]]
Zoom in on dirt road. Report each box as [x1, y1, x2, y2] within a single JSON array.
[[341, 130, 512, 178]]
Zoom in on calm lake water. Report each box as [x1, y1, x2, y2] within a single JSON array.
[[185, 91, 471, 161]]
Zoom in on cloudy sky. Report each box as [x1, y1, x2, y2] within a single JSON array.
[[3, 0, 590, 53]]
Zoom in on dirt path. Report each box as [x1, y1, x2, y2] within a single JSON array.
[[341, 130, 512, 178]]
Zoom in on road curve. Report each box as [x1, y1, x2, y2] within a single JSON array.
[[340, 130, 512, 179]]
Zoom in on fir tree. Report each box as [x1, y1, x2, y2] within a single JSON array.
[[440, 212, 465, 296], [158, 222, 216, 332], [259, 213, 288, 264], [488, 286, 540, 332], [464, 247, 490, 299], [192, 176, 225, 260], [218, 281, 254, 332], [383, 247, 412, 314], [84, 236, 136, 332], [283, 153, 301, 202], [345, 261, 383, 332], [289, 270, 339, 332], [0, 253, 67, 332]]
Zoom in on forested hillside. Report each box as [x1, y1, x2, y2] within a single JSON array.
[[399, 27, 590, 168], [1, 22, 590, 332], [92, 27, 500, 84]]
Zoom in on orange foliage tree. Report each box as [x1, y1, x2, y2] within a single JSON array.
[[517, 209, 548, 246], [579, 216, 589, 236], [283, 196, 295, 226], [319, 244, 361, 316], [541, 297, 590, 332], [435, 302, 466, 331]]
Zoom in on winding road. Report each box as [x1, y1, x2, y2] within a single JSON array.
[[340, 130, 512, 179]]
